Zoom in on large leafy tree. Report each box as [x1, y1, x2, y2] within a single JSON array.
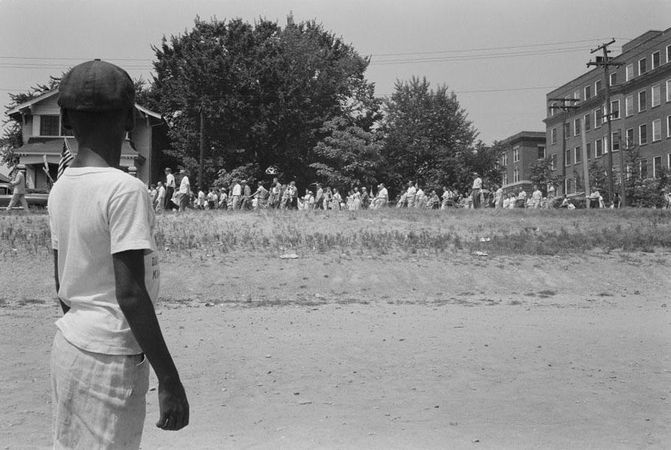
[[380, 77, 478, 194], [150, 16, 373, 189]]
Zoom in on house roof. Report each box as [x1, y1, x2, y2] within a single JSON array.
[[5, 89, 162, 122], [15, 137, 141, 160], [0, 172, 9, 183]]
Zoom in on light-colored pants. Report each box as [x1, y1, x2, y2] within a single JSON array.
[[51, 331, 149, 449], [8, 193, 29, 211]]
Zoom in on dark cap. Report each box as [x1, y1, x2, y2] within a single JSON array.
[[58, 59, 135, 111]]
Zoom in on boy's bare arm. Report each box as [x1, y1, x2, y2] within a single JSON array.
[[113, 249, 189, 431], [52, 250, 69, 314]]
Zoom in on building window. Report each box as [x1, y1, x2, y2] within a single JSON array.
[[612, 130, 621, 151], [626, 63, 634, 81], [574, 90, 581, 102], [641, 159, 648, 178], [501, 152, 508, 166], [595, 139, 603, 157], [595, 79, 602, 94], [625, 95, 634, 116], [551, 128, 557, 145], [575, 146, 582, 163], [584, 85, 591, 100], [625, 128, 635, 148], [654, 156, 663, 178], [667, 80, 671, 102], [667, 45, 671, 63], [610, 99, 620, 119], [639, 57, 647, 75], [586, 142, 592, 160], [609, 72, 617, 86], [652, 118, 661, 142], [565, 148, 571, 166], [513, 146, 520, 162], [564, 122, 570, 139], [513, 168, 519, 183], [537, 145, 546, 159], [652, 84, 661, 107], [639, 90, 647, 112], [639, 124, 647, 145], [595, 108, 603, 126], [551, 154, 557, 170], [39, 115, 60, 136], [574, 118, 581, 136], [502, 172, 508, 185], [565, 178, 573, 194], [668, 116, 671, 138], [652, 51, 661, 69], [584, 113, 591, 131], [669, 154, 671, 169]]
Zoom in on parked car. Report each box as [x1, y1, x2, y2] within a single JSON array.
[[0, 183, 49, 209]]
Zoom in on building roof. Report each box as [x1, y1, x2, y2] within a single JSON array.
[[15, 136, 141, 160], [5, 89, 162, 122], [500, 131, 546, 145]]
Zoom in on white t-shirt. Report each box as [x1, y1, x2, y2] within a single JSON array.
[[166, 173, 175, 188], [472, 177, 482, 189], [232, 183, 242, 196], [48, 167, 159, 355], [179, 175, 190, 194]]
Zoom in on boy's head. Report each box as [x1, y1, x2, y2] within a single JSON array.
[[59, 59, 135, 136]]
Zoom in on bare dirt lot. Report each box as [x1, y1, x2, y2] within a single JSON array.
[[1, 210, 670, 449]]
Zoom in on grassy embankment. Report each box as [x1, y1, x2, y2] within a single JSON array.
[[1, 208, 671, 259]]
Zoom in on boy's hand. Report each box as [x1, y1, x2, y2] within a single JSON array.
[[156, 380, 189, 431]]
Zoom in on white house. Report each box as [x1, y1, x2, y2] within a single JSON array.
[[6, 89, 170, 189]]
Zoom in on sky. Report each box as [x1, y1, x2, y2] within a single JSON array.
[[0, 0, 669, 147]]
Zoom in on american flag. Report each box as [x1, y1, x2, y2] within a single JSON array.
[[58, 138, 74, 179]]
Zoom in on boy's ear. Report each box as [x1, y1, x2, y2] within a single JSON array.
[[124, 107, 135, 132], [61, 108, 72, 130]]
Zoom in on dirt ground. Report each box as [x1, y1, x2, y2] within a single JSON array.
[[1, 249, 670, 449]]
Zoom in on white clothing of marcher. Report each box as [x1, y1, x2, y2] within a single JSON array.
[[48, 166, 160, 355], [165, 173, 175, 189], [179, 176, 190, 195]]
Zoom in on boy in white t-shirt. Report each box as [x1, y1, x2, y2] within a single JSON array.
[[49, 59, 188, 449]]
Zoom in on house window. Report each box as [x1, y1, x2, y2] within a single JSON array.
[[638, 90, 647, 112], [584, 113, 591, 131], [565, 148, 571, 166], [40, 115, 60, 136], [652, 51, 661, 69], [625, 95, 634, 116], [639, 124, 647, 145], [626, 64, 634, 81], [610, 99, 620, 119], [575, 146, 582, 163], [612, 130, 621, 151], [513, 168, 519, 183], [641, 159, 648, 178], [574, 118, 581, 136], [551, 128, 557, 145], [586, 142, 592, 160], [652, 84, 661, 107], [537, 145, 546, 159], [639, 57, 647, 75], [625, 128, 635, 148], [595, 138, 603, 157], [652, 118, 661, 142], [584, 85, 591, 100], [595, 79, 602, 94], [513, 146, 520, 162], [609, 72, 617, 86], [654, 156, 663, 178]]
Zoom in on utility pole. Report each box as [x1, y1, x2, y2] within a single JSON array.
[[588, 39, 625, 206], [198, 106, 205, 191], [549, 98, 579, 196]]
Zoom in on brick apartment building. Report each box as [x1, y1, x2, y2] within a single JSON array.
[[499, 131, 546, 193], [544, 28, 671, 197]]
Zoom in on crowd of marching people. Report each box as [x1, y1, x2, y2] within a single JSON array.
[[146, 168, 619, 214]]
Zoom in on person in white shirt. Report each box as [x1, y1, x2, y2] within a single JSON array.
[[231, 179, 242, 209], [405, 181, 417, 208], [471, 173, 482, 209], [49, 59, 188, 449], [155, 181, 166, 213], [164, 168, 176, 210], [7, 164, 29, 212], [177, 169, 190, 212], [531, 186, 543, 208]]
